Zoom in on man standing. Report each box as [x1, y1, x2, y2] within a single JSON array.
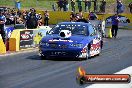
[[128, 2, 132, 13], [63, 0, 68, 11], [100, 0, 106, 13], [77, 0, 82, 12], [84, 0, 91, 12], [93, 0, 97, 12], [111, 14, 120, 38], [117, 0, 124, 14], [26, 8, 39, 29], [57, 0, 63, 11], [44, 10, 49, 26], [0, 9, 6, 44], [71, 0, 75, 12]]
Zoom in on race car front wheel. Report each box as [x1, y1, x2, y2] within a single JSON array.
[[86, 45, 91, 60], [39, 50, 46, 60]]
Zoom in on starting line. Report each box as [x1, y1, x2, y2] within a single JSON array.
[[85, 66, 132, 88]]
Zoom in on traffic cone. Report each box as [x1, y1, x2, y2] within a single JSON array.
[[108, 28, 112, 38]]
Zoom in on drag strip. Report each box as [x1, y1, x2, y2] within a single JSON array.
[[0, 29, 132, 88]]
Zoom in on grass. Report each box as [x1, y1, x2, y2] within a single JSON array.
[[0, 0, 131, 11]]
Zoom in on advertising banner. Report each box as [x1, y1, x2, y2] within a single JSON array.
[[20, 30, 34, 50]]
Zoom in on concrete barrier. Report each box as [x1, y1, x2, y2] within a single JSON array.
[[9, 26, 51, 52], [0, 34, 6, 54], [35, 10, 132, 25], [9, 29, 21, 51]]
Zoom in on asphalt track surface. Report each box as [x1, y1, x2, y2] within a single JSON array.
[[0, 29, 132, 88]]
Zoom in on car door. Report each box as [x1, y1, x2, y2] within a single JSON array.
[[88, 24, 101, 56]]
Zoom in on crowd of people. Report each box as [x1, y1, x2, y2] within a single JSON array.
[[0, 8, 50, 44], [53, 0, 107, 13], [0, 8, 50, 27], [70, 11, 97, 22], [54, 0, 132, 14]]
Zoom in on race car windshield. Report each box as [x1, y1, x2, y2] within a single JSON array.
[[49, 24, 87, 35]]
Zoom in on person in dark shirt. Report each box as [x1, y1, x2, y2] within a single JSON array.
[[117, 0, 124, 14], [26, 8, 38, 29], [84, 0, 91, 12], [88, 12, 98, 20], [0, 9, 6, 44], [70, 11, 76, 22], [77, 0, 82, 12], [63, 0, 68, 11], [100, 0, 106, 13], [111, 14, 120, 38], [71, 0, 75, 12], [128, 2, 132, 13], [93, 0, 97, 12], [44, 10, 49, 26], [57, 0, 63, 11]]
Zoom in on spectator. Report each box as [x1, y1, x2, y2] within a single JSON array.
[[26, 8, 38, 29], [117, 0, 124, 14], [75, 13, 80, 21], [44, 10, 49, 26], [84, 0, 91, 12], [57, 0, 63, 11], [66, 0, 69, 11], [16, 16, 23, 24], [71, 0, 75, 12], [128, 2, 132, 13], [88, 12, 98, 20], [63, 0, 68, 11], [70, 11, 76, 22], [111, 14, 120, 38], [93, 0, 97, 12], [9, 15, 15, 25], [77, 0, 82, 12], [37, 13, 43, 26], [79, 11, 83, 19], [17, 9, 22, 17], [52, 3, 56, 11], [0, 9, 6, 44], [100, 0, 106, 13], [22, 10, 27, 24], [11, 9, 16, 16]]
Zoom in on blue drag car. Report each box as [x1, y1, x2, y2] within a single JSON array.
[[39, 22, 103, 60]]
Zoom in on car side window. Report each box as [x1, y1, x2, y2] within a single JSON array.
[[89, 25, 95, 36]]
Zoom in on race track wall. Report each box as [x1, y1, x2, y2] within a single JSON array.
[[36, 10, 132, 25]]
